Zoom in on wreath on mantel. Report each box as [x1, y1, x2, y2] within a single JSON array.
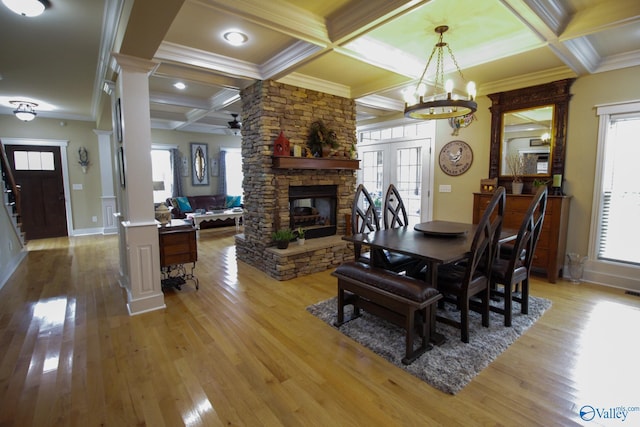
[[307, 120, 338, 157]]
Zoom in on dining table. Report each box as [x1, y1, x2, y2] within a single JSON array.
[[342, 220, 517, 343]]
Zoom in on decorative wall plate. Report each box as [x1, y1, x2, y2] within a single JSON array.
[[439, 140, 473, 176]]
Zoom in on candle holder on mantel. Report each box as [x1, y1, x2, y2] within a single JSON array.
[[552, 174, 563, 195]]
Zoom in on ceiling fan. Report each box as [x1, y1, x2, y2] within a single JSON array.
[[227, 114, 241, 135]]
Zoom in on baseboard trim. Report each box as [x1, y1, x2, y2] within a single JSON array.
[[0, 250, 27, 291]]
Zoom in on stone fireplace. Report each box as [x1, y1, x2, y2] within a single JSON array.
[[235, 80, 358, 280]]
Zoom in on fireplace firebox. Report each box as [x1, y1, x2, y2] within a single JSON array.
[[289, 185, 337, 239]]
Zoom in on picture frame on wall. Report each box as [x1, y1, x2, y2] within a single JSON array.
[[190, 142, 209, 186], [115, 98, 123, 143], [530, 138, 549, 147], [118, 147, 126, 187]]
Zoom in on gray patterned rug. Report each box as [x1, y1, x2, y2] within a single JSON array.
[[307, 295, 551, 394]]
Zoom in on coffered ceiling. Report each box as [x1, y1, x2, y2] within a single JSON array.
[[1, 0, 639, 135]]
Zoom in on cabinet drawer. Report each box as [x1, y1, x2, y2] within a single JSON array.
[[159, 229, 197, 267]]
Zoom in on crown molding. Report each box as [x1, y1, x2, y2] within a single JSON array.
[[277, 73, 351, 98], [156, 42, 262, 80], [479, 66, 576, 94], [260, 41, 324, 80]]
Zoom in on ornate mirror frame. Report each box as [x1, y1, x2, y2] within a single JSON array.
[[488, 79, 574, 191]]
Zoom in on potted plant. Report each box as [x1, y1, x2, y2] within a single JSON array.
[[506, 153, 524, 194], [533, 178, 549, 192], [272, 228, 296, 249], [307, 120, 338, 157], [297, 227, 306, 245]]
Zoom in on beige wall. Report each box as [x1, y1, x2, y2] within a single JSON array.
[[430, 65, 640, 260], [564, 66, 640, 256], [432, 95, 492, 223]]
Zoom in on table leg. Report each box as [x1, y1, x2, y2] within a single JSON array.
[[428, 262, 446, 346]]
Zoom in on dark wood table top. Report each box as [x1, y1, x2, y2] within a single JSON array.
[[343, 221, 516, 266]]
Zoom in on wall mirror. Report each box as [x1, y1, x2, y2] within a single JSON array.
[[190, 142, 209, 186], [488, 79, 574, 191], [500, 105, 554, 177]]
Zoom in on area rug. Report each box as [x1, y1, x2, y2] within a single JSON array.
[[307, 295, 551, 394]]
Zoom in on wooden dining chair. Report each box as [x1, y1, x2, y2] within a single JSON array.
[[382, 184, 425, 276], [490, 186, 548, 326], [351, 184, 416, 273], [434, 186, 506, 343], [383, 184, 409, 229], [351, 184, 380, 262]]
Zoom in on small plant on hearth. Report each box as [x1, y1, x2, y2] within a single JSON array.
[[297, 227, 305, 239], [272, 228, 296, 249]]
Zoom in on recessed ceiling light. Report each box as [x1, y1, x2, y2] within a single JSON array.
[[223, 31, 248, 46], [173, 82, 186, 90], [2, 0, 46, 17]]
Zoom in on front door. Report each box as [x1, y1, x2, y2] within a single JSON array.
[[6, 145, 68, 240]]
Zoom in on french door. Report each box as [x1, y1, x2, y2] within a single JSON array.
[[357, 138, 433, 226]]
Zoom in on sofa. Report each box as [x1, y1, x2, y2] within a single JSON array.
[[166, 194, 242, 229]]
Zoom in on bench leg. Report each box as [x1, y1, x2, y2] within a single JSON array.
[[402, 307, 433, 365], [334, 283, 361, 327], [334, 286, 346, 326]]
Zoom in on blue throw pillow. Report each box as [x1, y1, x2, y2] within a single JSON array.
[[176, 196, 193, 212], [225, 195, 242, 208]]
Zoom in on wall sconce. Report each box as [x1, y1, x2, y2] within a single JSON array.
[[78, 147, 90, 173]]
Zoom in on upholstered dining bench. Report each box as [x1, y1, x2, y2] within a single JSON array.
[[331, 261, 442, 365]]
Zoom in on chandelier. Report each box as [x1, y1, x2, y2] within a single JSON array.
[[404, 25, 477, 120], [11, 101, 38, 122]]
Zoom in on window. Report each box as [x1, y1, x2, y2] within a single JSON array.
[[594, 108, 640, 265], [396, 147, 422, 224], [361, 150, 384, 211], [587, 101, 640, 289], [13, 151, 55, 171], [151, 149, 173, 203], [222, 148, 243, 198]]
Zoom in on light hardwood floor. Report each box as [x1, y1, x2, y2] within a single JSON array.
[[1, 227, 639, 426]]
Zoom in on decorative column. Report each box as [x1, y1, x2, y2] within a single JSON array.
[[93, 129, 117, 234], [112, 53, 165, 315]]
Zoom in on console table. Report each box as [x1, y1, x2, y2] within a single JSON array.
[[158, 219, 198, 290], [473, 192, 570, 283]]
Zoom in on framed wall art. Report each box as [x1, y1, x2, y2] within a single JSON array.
[[118, 147, 126, 187], [190, 142, 209, 186], [529, 138, 549, 147], [115, 98, 123, 143]]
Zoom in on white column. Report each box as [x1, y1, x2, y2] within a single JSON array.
[[112, 53, 165, 315], [94, 129, 117, 234]]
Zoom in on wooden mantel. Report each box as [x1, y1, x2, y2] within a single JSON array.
[[272, 156, 360, 170]]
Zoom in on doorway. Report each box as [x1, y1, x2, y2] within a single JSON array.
[[357, 121, 435, 225], [6, 144, 68, 240]]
